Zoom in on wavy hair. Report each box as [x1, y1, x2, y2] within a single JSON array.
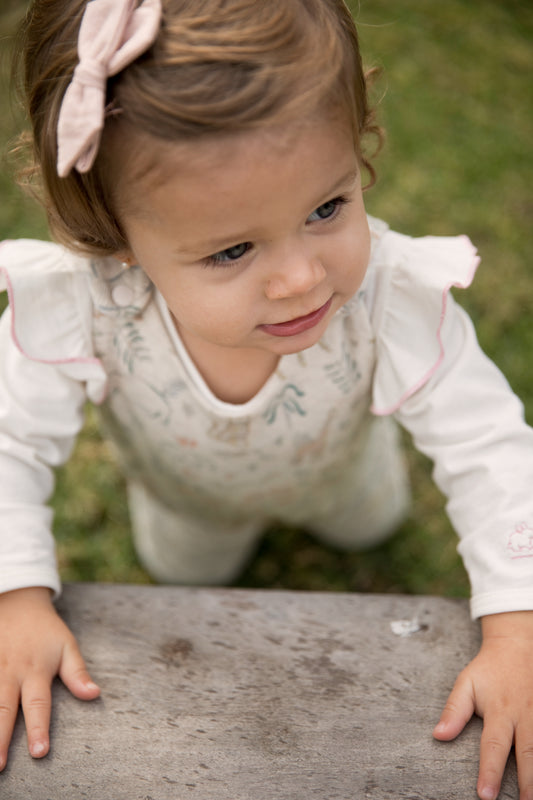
[[14, 0, 383, 255]]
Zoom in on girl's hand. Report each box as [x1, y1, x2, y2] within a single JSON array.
[[433, 610, 533, 800], [0, 587, 100, 771]]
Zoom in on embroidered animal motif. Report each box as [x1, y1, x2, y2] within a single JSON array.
[[506, 522, 533, 558], [292, 411, 335, 465], [207, 418, 251, 446]]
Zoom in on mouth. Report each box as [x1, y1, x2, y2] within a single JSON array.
[[259, 297, 333, 338]]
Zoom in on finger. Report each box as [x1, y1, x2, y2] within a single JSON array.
[[433, 673, 475, 741], [515, 719, 533, 800], [21, 678, 51, 759], [0, 681, 20, 771], [476, 715, 514, 800], [58, 640, 100, 701]]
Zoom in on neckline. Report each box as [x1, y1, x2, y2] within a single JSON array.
[[154, 290, 284, 416]]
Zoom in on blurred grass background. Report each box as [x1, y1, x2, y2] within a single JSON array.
[[0, 0, 531, 595]]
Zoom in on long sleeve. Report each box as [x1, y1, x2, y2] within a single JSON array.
[[0, 239, 108, 595], [369, 226, 533, 618], [394, 301, 533, 618], [0, 310, 86, 595]]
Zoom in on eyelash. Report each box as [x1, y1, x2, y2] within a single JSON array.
[[307, 195, 350, 224], [202, 195, 350, 268], [203, 242, 253, 268]]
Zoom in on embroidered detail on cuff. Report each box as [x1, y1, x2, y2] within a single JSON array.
[[506, 521, 533, 559]]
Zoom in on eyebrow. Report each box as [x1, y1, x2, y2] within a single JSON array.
[[177, 165, 359, 257]]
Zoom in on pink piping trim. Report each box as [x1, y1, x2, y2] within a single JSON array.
[[0, 251, 108, 403], [371, 236, 481, 417]]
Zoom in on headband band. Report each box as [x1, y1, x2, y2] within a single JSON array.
[[56, 0, 162, 177]]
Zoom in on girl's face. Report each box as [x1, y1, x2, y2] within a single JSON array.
[[118, 117, 371, 367]]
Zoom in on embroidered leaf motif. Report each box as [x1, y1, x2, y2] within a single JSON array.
[[263, 384, 306, 426], [113, 321, 150, 373], [324, 342, 361, 395]]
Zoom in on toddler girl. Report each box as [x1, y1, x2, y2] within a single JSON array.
[[1, 1, 532, 798]]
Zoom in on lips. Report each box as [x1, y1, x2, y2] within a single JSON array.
[[259, 297, 333, 337]]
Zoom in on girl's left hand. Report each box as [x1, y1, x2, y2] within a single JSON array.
[[433, 610, 533, 800]]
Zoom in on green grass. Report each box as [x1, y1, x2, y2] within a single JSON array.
[[0, 0, 531, 597]]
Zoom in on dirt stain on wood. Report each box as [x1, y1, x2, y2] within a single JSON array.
[[152, 637, 194, 668]]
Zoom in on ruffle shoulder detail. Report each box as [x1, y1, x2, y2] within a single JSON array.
[[0, 239, 95, 360], [370, 229, 480, 415], [0, 239, 109, 401]]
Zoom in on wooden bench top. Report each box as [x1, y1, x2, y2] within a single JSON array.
[[2, 584, 518, 799]]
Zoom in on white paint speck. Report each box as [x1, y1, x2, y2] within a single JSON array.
[[390, 618, 424, 637]]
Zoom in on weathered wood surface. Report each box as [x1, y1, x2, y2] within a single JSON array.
[[2, 584, 518, 799]]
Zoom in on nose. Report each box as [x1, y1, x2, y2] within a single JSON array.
[[264, 244, 327, 300]]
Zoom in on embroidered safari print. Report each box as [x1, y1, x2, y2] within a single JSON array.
[[90, 256, 377, 523], [292, 411, 334, 465], [207, 418, 252, 447], [506, 522, 533, 559]]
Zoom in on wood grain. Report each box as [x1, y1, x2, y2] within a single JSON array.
[[2, 585, 518, 799]]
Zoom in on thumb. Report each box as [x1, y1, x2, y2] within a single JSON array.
[[59, 639, 100, 701], [433, 672, 475, 742]]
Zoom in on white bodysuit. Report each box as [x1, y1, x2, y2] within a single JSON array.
[[0, 216, 532, 618]]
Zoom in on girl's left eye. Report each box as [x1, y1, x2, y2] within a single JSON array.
[[307, 196, 348, 223]]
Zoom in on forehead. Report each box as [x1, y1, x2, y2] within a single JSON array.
[[114, 118, 360, 263], [115, 114, 357, 221]]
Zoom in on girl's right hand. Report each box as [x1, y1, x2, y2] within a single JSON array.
[[0, 587, 100, 771]]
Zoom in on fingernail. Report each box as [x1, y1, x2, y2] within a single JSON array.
[[479, 786, 497, 800], [86, 681, 99, 691], [433, 722, 446, 734], [30, 741, 47, 758]]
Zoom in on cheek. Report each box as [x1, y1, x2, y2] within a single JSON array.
[[333, 226, 370, 287], [348, 215, 371, 275], [165, 279, 250, 335]]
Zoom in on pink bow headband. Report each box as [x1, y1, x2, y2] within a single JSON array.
[[56, 0, 162, 178]]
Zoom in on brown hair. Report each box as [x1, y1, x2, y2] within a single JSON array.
[[14, 0, 383, 256]]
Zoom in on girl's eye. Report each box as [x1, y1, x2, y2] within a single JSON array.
[[204, 241, 252, 267], [307, 196, 348, 223]]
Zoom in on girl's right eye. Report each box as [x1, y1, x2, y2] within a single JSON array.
[[203, 242, 252, 268]]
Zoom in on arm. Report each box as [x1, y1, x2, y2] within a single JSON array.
[[393, 299, 533, 615], [0, 292, 106, 767], [0, 587, 100, 771], [390, 303, 533, 798], [0, 309, 84, 595]]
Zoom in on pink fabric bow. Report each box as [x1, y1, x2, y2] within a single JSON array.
[[56, 0, 162, 177]]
